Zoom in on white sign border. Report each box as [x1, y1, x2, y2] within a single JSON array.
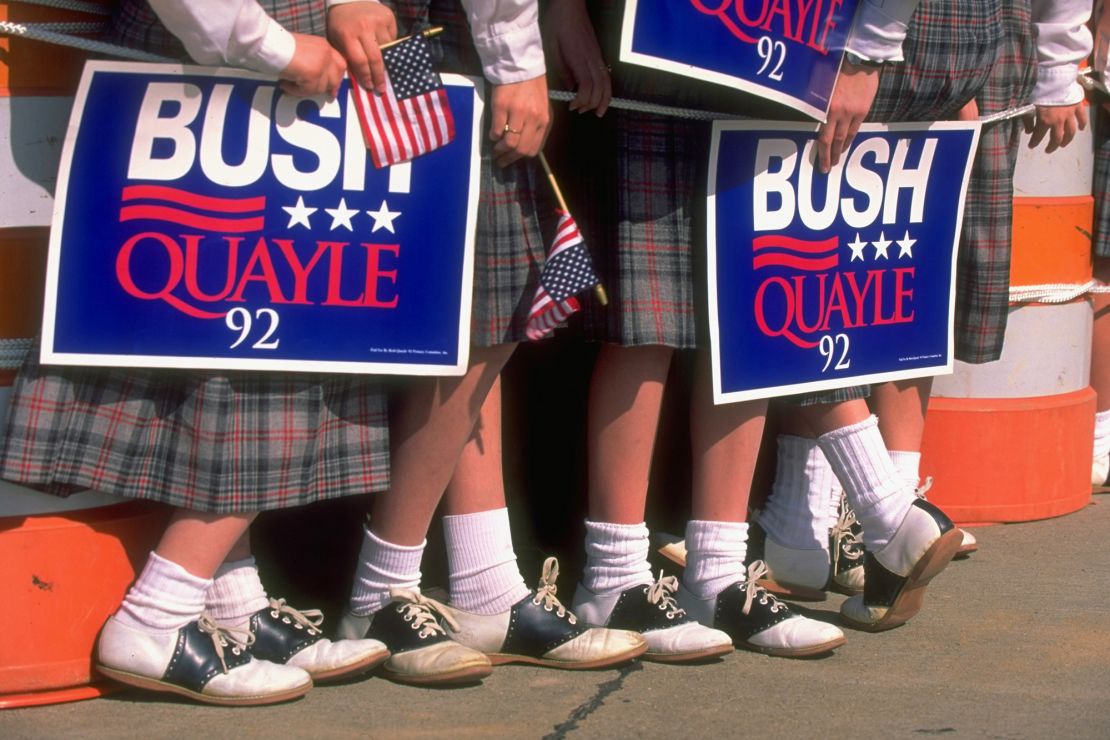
[[40, 61, 483, 377], [707, 119, 983, 405], [619, 0, 847, 122]]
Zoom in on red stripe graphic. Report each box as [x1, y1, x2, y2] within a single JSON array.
[[121, 185, 265, 213], [752, 253, 839, 271], [119, 205, 264, 233], [752, 235, 839, 254]]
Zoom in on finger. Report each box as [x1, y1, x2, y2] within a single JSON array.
[[344, 39, 372, 90], [1022, 113, 1035, 134], [1061, 116, 1078, 149], [1078, 104, 1090, 130], [584, 65, 606, 113], [596, 69, 612, 117], [361, 38, 387, 93], [573, 74, 594, 113], [1028, 120, 1049, 149], [828, 116, 851, 170], [815, 120, 835, 173], [489, 105, 510, 142], [843, 113, 863, 156], [1046, 120, 1065, 153]]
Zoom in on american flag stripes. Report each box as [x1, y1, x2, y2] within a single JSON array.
[[349, 34, 455, 169], [526, 210, 601, 340]]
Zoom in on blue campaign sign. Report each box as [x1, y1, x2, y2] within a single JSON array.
[[621, 0, 862, 121], [42, 61, 481, 376], [707, 121, 981, 404]]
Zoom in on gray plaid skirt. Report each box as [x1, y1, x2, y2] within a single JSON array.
[[1095, 105, 1110, 260], [387, 0, 551, 347], [0, 1, 391, 513]]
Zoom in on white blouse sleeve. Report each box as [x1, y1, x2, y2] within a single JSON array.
[[146, 0, 297, 75], [459, 0, 545, 84], [844, 0, 922, 62], [1030, 0, 1092, 106]]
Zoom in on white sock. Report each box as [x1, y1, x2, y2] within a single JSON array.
[[817, 416, 915, 550], [348, 526, 424, 617], [889, 450, 922, 490], [115, 551, 210, 632], [443, 507, 530, 615], [682, 520, 748, 600], [828, 481, 845, 531], [1094, 410, 1110, 460], [581, 519, 654, 595], [205, 556, 271, 624], [758, 435, 836, 550]]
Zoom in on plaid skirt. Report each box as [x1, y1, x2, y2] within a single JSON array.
[[0, 1, 391, 513], [1094, 105, 1110, 260], [387, 0, 551, 347]]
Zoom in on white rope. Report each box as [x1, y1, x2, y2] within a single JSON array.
[[0, 20, 172, 62], [1009, 280, 1110, 305], [11, 0, 111, 15], [0, 338, 33, 371]]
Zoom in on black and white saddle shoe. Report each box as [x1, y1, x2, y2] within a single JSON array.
[[744, 521, 830, 602], [677, 562, 846, 658], [336, 588, 492, 686], [96, 613, 312, 706], [839, 498, 962, 632], [236, 598, 388, 682], [913, 477, 977, 560], [571, 572, 733, 663], [829, 496, 865, 595], [443, 558, 647, 669]]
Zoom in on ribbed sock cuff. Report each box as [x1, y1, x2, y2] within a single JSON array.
[[206, 556, 270, 624], [581, 519, 653, 594], [348, 526, 425, 617], [443, 508, 529, 615]]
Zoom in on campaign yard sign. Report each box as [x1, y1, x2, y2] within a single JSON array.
[[708, 121, 981, 404], [621, 0, 862, 121], [42, 61, 481, 376]]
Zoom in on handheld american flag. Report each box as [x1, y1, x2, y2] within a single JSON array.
[[526, 209, 601, 340], [349, 33, 455, 169]]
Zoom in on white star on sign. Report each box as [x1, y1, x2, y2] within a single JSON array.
[[282, 196, 317, 230], [848, 232, 868, 262], [325, 198, 358, 231], [366, 200, 402, 234], [872, 231, 892, 260], [897, 230, 916, 259]]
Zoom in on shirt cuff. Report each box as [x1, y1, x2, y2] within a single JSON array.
[[470, 16, 546, 84], [326, 0, 379, 7], [241, 18, 296, 75], [844, 0, 918, 63], [1032, 64, 1085, 106]]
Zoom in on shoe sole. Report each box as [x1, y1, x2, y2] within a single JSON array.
[[379, 663, 492, 686], [841, 528, 963, 633], [737, 634, 847, 658], [759, 577, 827, 602], [642, 642, 734, 664], [309, 648, 390, 683], [827, 579, 864, 596], [96, 664, 312, 706], [486, 641, 648, 670]]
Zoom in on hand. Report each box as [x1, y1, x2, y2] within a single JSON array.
[[1025, 102, 1088, 153], [327, 1, 398, 93], [542, 0, 611, 116], [955, 98, 979, 121], [489, 76, 551, 167], [279, 33, 347, 98], [816, 61, 879, 173]]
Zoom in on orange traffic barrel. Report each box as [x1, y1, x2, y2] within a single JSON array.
[[921, 111, 1096, 525], [0, 0, 168, 710]]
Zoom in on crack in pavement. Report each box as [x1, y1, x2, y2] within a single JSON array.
[[543, 661, 643, 739]]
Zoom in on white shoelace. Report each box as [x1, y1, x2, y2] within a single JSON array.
[[197, 612, 254, 674], [267, 598, 323, 636], [740, 561, 785, 616], [914, 476, 934, 500], [532, 557, 577, 624], [389, 587, 459, 637], [831, 496, 865, 574], [645, 572, 685, 620]]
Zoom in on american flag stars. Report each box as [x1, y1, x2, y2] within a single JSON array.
[[281, 197, 402, 234], [846, 230, 918, 263]]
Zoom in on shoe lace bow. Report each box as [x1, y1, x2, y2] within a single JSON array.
[[197, 612, 255, 674], [267, 597, 323, 636], [532, 557, 577, 624], [914, 476, 934, 499], [741, 561, 785, 615], [831, 498, 864, 571], [646, 572, 685, 619], [389, 586, 459, 637]]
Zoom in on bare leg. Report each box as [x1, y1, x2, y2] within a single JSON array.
[[154, 509, 256, 579], [371, 344, 517, 545], [688, 351, 767, 523], [870, 378, 933, 452], [587, 344, 674, 524], [443, 376, 507, 516], [795, 397, 872, 437], [1091, 258, 1110, 412]]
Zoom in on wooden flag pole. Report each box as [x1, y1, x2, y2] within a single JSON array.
[[538, 152, 609, 306], [380, 26, 444, 50]]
